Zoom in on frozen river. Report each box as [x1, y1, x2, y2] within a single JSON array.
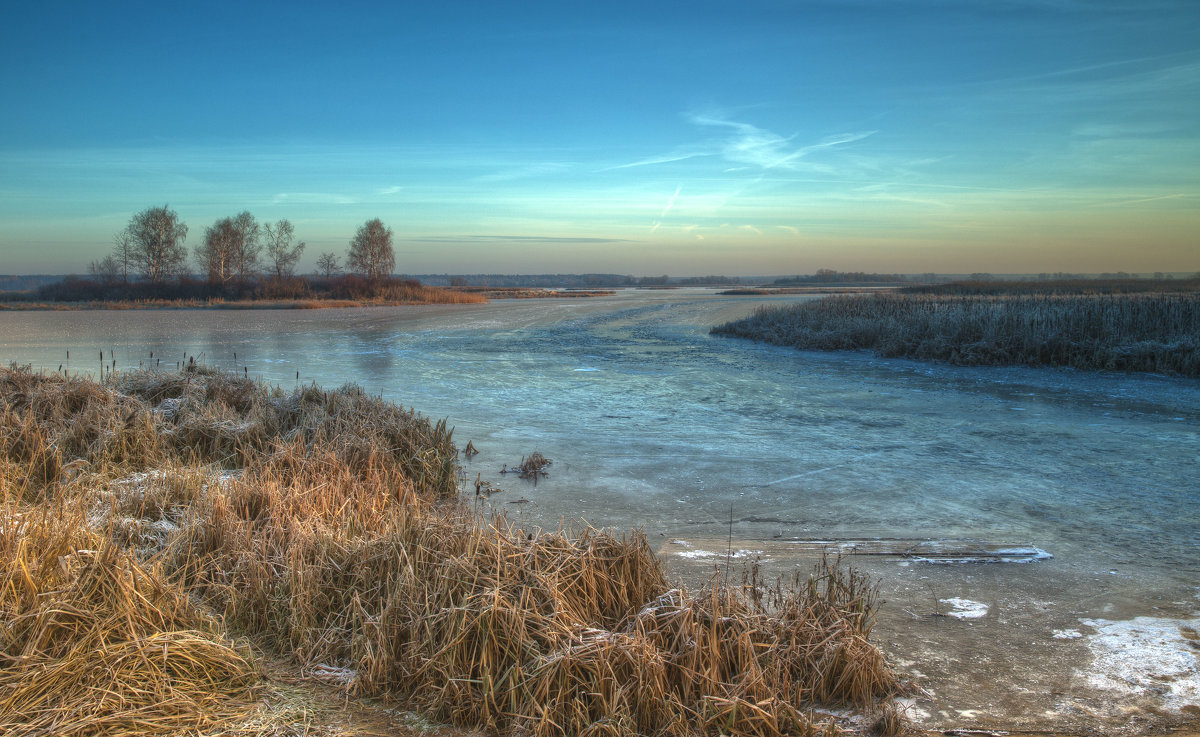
[[3, 288, 1198, 729], [3, 289, 1195, 578]]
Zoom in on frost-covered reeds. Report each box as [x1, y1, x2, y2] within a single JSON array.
[[1, 365, 902, 736], [713, 292, 1200, 376]]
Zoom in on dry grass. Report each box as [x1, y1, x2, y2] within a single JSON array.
[[1, 364, 904, 736], [0, 503, 259, 736], [514, 451, 552, 480], [713, 292, 1200, 376], [903, 276, 1200, 296]]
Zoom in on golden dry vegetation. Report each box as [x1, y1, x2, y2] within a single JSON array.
[[1, 365, 904, 736]]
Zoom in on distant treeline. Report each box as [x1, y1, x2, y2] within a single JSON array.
[[0, 275, 65, 292], [414, 274, 749, 287], [771, 269, 918, 285]]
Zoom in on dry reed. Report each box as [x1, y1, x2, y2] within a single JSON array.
[[0, 503, 259, 736], [2, 364, 903, 736], [713, 292, 1200, 376]]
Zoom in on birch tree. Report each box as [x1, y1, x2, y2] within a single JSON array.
[[122, 205, 188, 283], [263, 219, 305, 280], [346, 218, 394, 279]]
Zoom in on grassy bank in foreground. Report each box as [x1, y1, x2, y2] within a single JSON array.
[[713, 292, 1200, 377], [1, 365, 902, 736]]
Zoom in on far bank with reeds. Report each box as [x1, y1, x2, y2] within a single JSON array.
[[0, 274, 488, 310], [713, 290, 1200, 377], [1, 365, 903, 736]]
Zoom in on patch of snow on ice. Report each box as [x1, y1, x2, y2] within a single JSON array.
[[1078, 616, 1200, 712], [1052, 628, 1083, 639], [940, 598, 989, 619], [674, 549, 762, 560]]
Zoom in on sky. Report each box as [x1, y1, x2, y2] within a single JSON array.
[[1, 0, 1197, 276]]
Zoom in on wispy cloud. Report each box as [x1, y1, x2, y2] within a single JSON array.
[[376, 185, 402, 195], [689, 113, 877, 172], [601, 150, 712, 171], [475, 162, 572, 182], [776, 225, 801, 237], [414, 235, 636, 244], [271, 192, 356, 205], [1094, 192, 1196, 207], [604, 112, 877, 177], [660, 186, 682, 217]]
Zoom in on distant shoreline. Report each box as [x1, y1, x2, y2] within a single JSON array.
[[0, 288, 621, 311], [0, 298, 436, 311]]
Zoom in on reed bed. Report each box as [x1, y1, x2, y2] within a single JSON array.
[[903, 276, 1200, 296], [0, 503, 259, 736], [713, 292, 1200, 376], [2, 365, 902, 736]]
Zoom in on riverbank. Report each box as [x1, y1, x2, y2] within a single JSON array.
[[0, 288, 621, 310], [712, 291, 1200, 377], [0, 275, 489, 310], [1, 365, 901, 736], [0, 296, 476, 310]]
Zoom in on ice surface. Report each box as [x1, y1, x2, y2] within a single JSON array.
[[940, 597, 989, 619], [1078, 616, 1200, 712]]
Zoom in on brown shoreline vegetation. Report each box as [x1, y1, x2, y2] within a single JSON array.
[[712, 287, 1200, 377], [0, 275, 489, 311], [1, 365, 903, 736]]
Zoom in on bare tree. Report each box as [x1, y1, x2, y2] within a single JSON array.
[[196, 219, 237, 284], [230, 211, 261, 280], [262, 219, 305, 280], [195, 211, 261, 284], [122, 205, 189, 283], [316, 252, 341, 277], [111, 231, 133, 283], [88, 255, 122, 284], [346, 218, 395, 279]]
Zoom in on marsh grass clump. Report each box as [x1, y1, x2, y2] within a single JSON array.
[[516, 450, 552, 480], [0, 503, 259, 736], [713, 292, 1200, 376], [1, 365, 902, 736]]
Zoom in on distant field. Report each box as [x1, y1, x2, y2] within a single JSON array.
[[713, 284, 1200, 377]]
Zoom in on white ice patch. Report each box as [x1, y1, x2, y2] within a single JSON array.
[[992, 546, 1053, 562], [1052, 628, 1083, 639], [911, 546, 1052, 564], [1078, 616, 1200, 712], [674, 548, 762, 560], [940, 598, 989, 619], [891, 697, 932, 723]]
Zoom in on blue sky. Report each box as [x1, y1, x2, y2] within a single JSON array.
[[1, 0, 1197, 275]]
